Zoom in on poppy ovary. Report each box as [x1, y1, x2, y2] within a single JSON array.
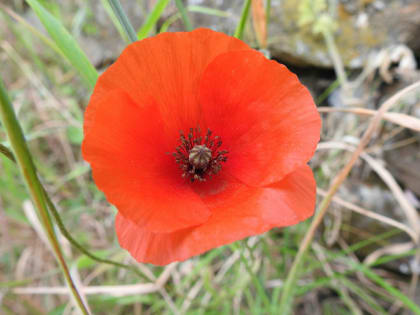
[[173, 127, 228, 182], [189, 145, 212, 169]]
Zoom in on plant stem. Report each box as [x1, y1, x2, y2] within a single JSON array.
[[0, 78, 90, 315], [265, 0, 271, 27], [278, 81, 420, 314], [44, 191, 146, 278], [107, 0, 138, 43], [322, 30, 348, 88], [174, 0, 193, 31], [234, 0, 252, 39], [237, 244, 271, 311]]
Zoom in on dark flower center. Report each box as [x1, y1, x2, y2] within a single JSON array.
[[172, 127, 228, 182]]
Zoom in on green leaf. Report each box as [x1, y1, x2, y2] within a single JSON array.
[[25, 0, 98, 89], [137, 0, 170, 40]]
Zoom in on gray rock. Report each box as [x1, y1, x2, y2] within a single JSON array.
[[267, 0, 420, 68]]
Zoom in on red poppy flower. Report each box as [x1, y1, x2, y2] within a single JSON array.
[[82, 28, 321, 266]]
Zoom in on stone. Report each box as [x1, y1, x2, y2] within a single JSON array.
[[267, 0, 420, 68]]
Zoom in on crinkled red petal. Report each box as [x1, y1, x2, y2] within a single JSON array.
[[116, 165, 316, 265], [84, 28, 250, 138], [199, 50, 321, 186]]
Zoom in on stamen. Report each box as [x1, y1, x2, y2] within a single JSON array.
[[172, 127, 228, 182]]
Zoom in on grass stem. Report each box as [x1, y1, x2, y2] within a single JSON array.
[[137, 0, 170, 40], [322, 30, 348, 91], [174, 0, 193, 31], [107, 0, 138, 43], [234, 0, 252, 39], [0, 77, 90, 315]]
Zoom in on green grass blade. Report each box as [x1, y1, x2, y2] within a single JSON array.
[[266, 0, 271, 27], [159, 12, 181, 33], [107, 0, 138, 43], [304, 228, 401, 275], [100, 0, 130, 43], [0, 78, 89, 315], [159, 5, 230, 33], [137, 0, 170, 40], [174, 0, 193, 31], [188, 5, 231, 18], [297, 249, 416, 296], [231, 243, 271, 312], [25, 0, 98, 89], [234, 0, 252, 39], [0, 5, 64, 59], [349, 262, 420, 314], [339, 278, 388, 314]]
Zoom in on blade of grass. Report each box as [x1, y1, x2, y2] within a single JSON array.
[[107, 0, 138, 43], [269, 227, 400, 309], [138, 0, 170, 40], [174, 0, 193, 31], [316, 77, 340, 104], [188, 5, 231, 18], [304, 228, 401, 275], [322, 30, 348, 87], [346, 261, 420, 314], [339, 278, 388, 314], [231, 243, 271, 312], [296, 248, 417, 296], [100, 0, 130, 43], [0, 78, 89, 315], [25, 0, 98, 89], [159, 12, 181, 33], [265, 0, 271, 27], [180, 248, 224, 287], [0, 4, 64, 59], [234, 0, 252, 39], [159, 5, 230, 33], [312, 243, 362, 315], [6, 14, 52, 83]]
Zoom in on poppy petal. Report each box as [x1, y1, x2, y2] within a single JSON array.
[[82, 89, 211, 233], [199, 50, 321, 187], [115, 165, 316, 265], [84, 28, 251, 137]]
